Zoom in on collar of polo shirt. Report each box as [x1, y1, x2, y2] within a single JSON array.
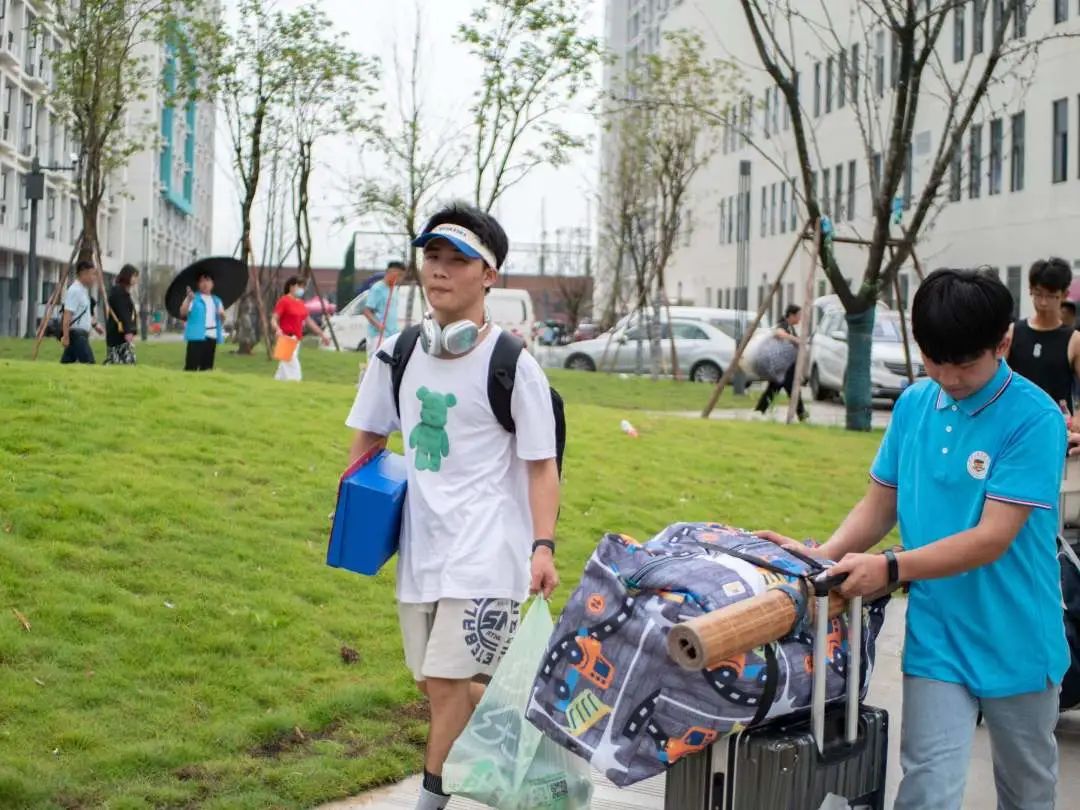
[[935, 359, 1014, 417]]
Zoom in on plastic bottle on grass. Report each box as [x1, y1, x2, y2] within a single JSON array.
[[620, 419, 638, 438]]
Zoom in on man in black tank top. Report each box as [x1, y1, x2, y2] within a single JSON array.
[[1006, 257, 1080, 413]]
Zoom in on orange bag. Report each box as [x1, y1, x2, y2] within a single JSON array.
[[273, 335, 299, 361]]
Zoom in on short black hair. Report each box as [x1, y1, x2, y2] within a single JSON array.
[[1063, 300, 1077, 314], [283, 275, 301, 295], [387, 260, 405, 271], [912, 268, 1013, 364], [784, 304, 801, 318], [196, 270, 213, 282], [1029, 257, 1071, 292], [75, 260, 94, 274], [420, 201, 509, 269]]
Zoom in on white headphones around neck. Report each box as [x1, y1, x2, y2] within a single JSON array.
[[419, 309, 491, 356]]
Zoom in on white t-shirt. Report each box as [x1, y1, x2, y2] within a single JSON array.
[[345, 325, 557, 603], [63, 280, 92, 331], [202, 294, 217, 336]]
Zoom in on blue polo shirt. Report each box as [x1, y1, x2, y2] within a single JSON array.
[[871, 360, 1069, 698]]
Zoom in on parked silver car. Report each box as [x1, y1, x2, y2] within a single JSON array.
[[562, 318, 736, 382], [809, 308, 925, 401]]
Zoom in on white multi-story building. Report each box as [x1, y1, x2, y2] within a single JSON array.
[[600, 0, 1080, 324], [122, 27, 215, 306], [0, 0, 215, 338]]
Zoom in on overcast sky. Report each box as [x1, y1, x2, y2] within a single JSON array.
[[211, 0, 604, 270]]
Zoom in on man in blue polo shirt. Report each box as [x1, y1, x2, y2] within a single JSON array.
[[764, 269, 1068, 809]]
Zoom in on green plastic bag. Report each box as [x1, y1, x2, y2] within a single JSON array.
[[443, 598, 593, 809]]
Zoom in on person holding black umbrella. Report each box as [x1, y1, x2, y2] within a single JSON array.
[[180, 270, 225, 371]]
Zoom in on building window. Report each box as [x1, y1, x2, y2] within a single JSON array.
[[780, 182, 788, 234], [728, 194, 736, 243], [719, 200, 726, 244], [1053, 98, 1068, 184], [784, 73, 795, 130], [760, 186, 767, 238], [992, 0, 1003, 37], [950, 142, 963, 201], [1007, 266, 1021, 317], [850, 43, 860, 101], [871, 152, 882, 197], [903, 141, 913, 209], [764, 87, 771, 138], [835, 163, 844, 221], [822, 168, 831, 215], [814, 62, 822, 117], [890, 31, 899, 89], [790, 179, 798, 231], [838, 50, 847, 108], [847, 160, 856, 221], [1055, 0, 1068, 25], [825, 56, 834, 113], [771, 86, 779, 133], [770, 183, 777, 235], [973, 0, 985, 53], [954, 3, 966, 63], [875, 30, 885, 97], [969, 123, 983, 198], [989, 118, 1003, 195], [1010, 111, 1025, 191]]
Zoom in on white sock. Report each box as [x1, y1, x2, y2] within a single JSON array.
[[415, 784, 450, 810]]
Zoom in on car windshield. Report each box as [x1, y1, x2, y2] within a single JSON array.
[[873, 317, 905, 342]]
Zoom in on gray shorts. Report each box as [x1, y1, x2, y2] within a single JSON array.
[[398, 598, 520, 682]]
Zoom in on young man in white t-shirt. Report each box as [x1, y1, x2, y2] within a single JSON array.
[[345, 202, 560, 810]]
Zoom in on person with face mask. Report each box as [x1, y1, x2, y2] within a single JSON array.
[[272, 275, 330, 381]]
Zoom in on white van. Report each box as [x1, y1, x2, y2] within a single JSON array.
[[323, 285, 535, 352]]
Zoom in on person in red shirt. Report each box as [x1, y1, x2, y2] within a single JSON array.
[[272, 275, 330, 381]]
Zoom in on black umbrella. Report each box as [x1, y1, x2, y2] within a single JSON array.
[[165, 257, 249, 320]]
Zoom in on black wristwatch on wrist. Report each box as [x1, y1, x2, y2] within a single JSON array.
[[882, 548, 900, 585], [532, 539, 556, 555]]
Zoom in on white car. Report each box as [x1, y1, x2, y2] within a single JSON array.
[[809, 308, 925, 401], [562, 318, 737, 382], [614, 306, 758, 342], [323, 285, 534, 352]]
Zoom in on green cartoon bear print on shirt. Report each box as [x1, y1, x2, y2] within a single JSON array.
[[410, 386, 457, 472]]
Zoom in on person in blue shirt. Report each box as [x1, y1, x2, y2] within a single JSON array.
[[364, 261, 402, 351], [763, 268, 1068, 810]]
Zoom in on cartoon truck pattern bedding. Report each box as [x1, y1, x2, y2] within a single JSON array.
[[525, 522, 889, 788]]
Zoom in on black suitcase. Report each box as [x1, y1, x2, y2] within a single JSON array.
[[665, 577, 889, 810]]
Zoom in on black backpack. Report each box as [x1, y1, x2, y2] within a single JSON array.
[[376, 325, 567, 476]]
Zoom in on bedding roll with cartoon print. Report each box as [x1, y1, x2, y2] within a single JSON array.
[[327, 447, 408, 575]]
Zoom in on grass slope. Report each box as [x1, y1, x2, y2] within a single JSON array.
[[0, 337, 769, 413], [0, 355, 875, 808]]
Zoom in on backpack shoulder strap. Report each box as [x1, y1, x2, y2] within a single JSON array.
[[375, 324, 422, 417], [488, 331, 525, 433]]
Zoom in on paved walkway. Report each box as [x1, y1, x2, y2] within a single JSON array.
[[320, 600, 1080, 809]]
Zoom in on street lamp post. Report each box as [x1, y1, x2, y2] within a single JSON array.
[[140, 216, 149, 340], [24, 155, 78, 338]]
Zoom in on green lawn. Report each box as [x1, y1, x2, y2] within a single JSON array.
[[0, 351, 875, 809], [0, 336, 769, 413]]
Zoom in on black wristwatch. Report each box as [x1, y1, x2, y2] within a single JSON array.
[[532, 539, 556, 555], [882, 548, 900, 585]]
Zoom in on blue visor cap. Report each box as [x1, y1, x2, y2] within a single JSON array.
[[411, 224, 498, 268]]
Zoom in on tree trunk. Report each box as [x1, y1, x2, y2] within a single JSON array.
[[635, 290, 647, 375], [649, 291, 662, 380], [234, 205, 259, 354], [843, 308, 877, 431]]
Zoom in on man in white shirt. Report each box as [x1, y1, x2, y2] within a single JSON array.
[[346, 203, 559, 810], [61, 260, 103, 365]]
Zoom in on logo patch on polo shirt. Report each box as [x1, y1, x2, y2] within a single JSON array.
[[967, 451, 990, 480]]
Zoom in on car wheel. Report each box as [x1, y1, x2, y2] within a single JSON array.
[[690, 361, 722, 384], [810, 365, 829, 401], [565, 354, 596, 372]]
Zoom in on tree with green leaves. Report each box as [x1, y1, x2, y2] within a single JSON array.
[[732, 0, 1063, 429], [48, 1, 216, 272], [352, 2, 463, 325], [218, 0, 346, 354], [458, 0, 601, 213], [608, 31, 738, 379]]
